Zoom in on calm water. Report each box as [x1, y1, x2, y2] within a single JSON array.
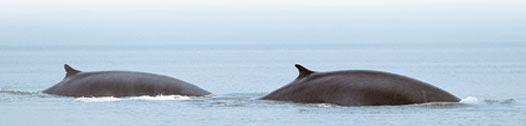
[[1, 44, 525, 126]]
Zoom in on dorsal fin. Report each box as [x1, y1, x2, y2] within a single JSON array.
[[295, 64, 314, 78], [64, 64, 81, 77]]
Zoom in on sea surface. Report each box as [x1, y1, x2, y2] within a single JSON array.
[[1, 43, 525, 126]]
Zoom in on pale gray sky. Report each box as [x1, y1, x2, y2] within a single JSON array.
[[1, 0, 525, 46]]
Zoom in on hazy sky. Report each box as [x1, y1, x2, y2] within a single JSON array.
[[1, 0, 525, 46]]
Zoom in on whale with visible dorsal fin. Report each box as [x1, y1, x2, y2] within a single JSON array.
[[261, 64, 460, 106], [43, 64, 211, 97]]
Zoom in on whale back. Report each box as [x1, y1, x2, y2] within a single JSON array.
[[262, 64, 460, 106], [44, 64, 211, 97]]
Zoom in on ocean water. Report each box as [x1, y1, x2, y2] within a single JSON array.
[[1, 44, 525, 126]]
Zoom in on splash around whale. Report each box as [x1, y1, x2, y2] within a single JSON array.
[[261, 64, 460, 106], [43, 64, 211, 97]]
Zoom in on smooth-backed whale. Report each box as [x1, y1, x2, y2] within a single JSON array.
[[43, 64, 211, 97], [261, 64, 460, 106]]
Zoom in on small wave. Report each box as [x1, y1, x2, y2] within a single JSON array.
[[483, 99, 516, 105], [74, 95, 192, 103], [0, 88, 39, 95], [459, 96, 516, 105]]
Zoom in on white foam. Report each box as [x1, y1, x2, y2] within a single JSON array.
[[75, 97, 122, 102], [316, 103, 338, 108], [459, 96, 479, 104], [129, 95, 191, 101], [74, 95, 191, 103]]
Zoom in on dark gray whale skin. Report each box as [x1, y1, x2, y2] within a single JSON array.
[[43, 64, 211, 97], [261, 64, 460, 106]]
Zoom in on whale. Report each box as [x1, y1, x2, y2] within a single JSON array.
[[261, 64, 460, 106], [43, 64, 211, 97]]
